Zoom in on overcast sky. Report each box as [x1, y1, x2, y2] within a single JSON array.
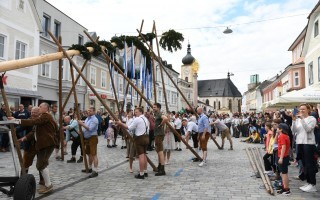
[[46, 0, 317, 94]]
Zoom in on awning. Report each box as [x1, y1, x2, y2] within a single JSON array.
[[276, 83, 320, 103], [3, 86, 42, 98]]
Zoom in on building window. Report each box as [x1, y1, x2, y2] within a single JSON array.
[[78, 35, 83, 45], [0, 34, 6, 59], [315, 20, 319, 37], [15, 41, 26, 59], [42, 14, 50, 38], [171, 92, 177, 105], [218, 101, 221, 109], [228, 99, 232, 110], [158, 89, 162, 102], [101, 71, 107, 88], [185, 77, 188, 82], [214, 101, 216, 109], [206, 99, 209, 105], [166, 91, 170, 103], [90, 67, 96, 86], [294, 72, 299, 87], [41, 63, 50, 77], [308, 62, 314, 85], [187, 92, 190, 100], [119, 77, 123, 94], [54, 20, 61, 39]]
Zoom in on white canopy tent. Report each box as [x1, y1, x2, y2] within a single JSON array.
[[271, 83, 320, 107]]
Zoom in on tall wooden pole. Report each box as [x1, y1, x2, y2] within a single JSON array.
[[62, 60, 89, 111], [83, 31, 203, 161], [69, 63, 89, 172], [58, 37, 65, 161], [0, 74, 26, 175], [137, 28, 221, 149], [153, 22, 169, 113], [106, 54, 120, 113], [48, 31, 158, 171]]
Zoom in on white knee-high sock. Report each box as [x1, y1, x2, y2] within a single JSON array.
[[41, 168, 51, 187]]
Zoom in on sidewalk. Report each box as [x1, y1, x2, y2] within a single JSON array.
[[0, 136, 319, 199]]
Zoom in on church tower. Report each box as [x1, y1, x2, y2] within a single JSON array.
[[181, 43, 195, 82]]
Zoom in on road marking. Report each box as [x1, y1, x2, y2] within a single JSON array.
[[151, 193, 161, 200], [174, 168, 183, 177]]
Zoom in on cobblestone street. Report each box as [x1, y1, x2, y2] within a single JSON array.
[[0, 136, 319, 200]]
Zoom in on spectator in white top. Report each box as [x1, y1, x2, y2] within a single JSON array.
[[116, 107, 149, 179], [174, 113, 182, 151], [182, 118, 200, 162], [292, 103, 317, 192]]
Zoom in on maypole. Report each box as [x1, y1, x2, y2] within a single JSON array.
[[137, 27, 221, 149]]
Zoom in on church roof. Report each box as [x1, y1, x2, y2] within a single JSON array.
[[182, 44, 195, 65], [198, 78, 242, 97]]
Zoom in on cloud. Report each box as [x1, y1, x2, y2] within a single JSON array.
[[46, 0, 317, 94]]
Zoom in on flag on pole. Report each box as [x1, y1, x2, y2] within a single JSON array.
[[131, 42, 135, 79]]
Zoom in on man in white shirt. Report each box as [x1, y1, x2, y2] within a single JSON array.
[[116, 107, 149, 179], [182, 118, 200, 161], [174, 113, 182, 151]]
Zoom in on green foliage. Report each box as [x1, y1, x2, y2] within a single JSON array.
[[84, 42, 102, 57], [159, 29, 184, 53], [68, 44, 91, 60]]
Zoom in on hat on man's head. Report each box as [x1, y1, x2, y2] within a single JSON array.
[[278, 123, 290, 133]]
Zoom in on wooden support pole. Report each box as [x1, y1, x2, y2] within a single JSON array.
[[0, 48, 93, 73], [69, 63, 89, 172], [62, 60, 89, 111], [83, 31, 203, 162], [58, 37, 65, 161], [137, 28, 221, 149], [48, 31, 159, 171], [106, 55, 120, 113], [0, 74, 26, 175], [153, 22, 169, 113], [250, 147, 271, 194], [256, 147, 274, 195], [245, 148, 258, 176]]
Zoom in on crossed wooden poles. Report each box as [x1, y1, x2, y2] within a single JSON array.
[[0, 21, 222, 173]]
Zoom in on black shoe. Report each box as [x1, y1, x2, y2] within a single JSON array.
[[67, 157, 76, 163], [81, 169, 92, 173], [178, 148, 182, 151], [144, 173, 148, 177], [135, 174, 145, 179], [147, 147, 153, 151], [77, 156, 83, 163], [124, 146, 127, 149], [175, 148, 179, 151], [112, 145, 116, 147], [89, 171, 98, 178], [107, 145, 112, 148], [121, 146, 124, 149], [155, 165, 166, 176]]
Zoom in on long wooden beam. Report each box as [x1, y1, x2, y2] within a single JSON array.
[[0, 75, 26, 175], [0, 48, 93, 73], [69, 63, 89, 172]]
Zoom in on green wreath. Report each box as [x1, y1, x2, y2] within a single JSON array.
[[68, 44, 91, 60], [159, 29, 184, 53]]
